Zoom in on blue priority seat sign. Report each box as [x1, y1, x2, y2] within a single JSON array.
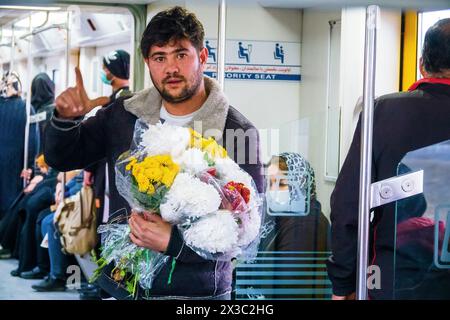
[[204, 39, 301, 81]]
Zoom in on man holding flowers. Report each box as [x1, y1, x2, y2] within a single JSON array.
[[44, 6, 263, 300]]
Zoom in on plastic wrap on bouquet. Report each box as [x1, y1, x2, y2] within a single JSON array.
[[92, 212, 169, 294]]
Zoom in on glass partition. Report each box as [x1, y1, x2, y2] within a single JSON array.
[[394, 140, 450, 299], [235, 115, 332, 300]]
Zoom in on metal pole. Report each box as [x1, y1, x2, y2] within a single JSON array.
[[356, 5, 378, 301], [23, 15, 33, 188], [61, 9, 71, 200], [217, 0, 226, 90], [10, 24, 15, 72], [65, 11, 70, 88]]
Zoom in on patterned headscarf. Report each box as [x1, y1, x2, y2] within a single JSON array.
[[279, 152, 317, 201], [1, 71, 21, 97]]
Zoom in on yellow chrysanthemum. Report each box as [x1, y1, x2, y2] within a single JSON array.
[[160, 155, 173, 165], [203, 139, 227, 158], [161, 166, 170, 176], [145, 167, 163, 182], [169, 162, 180, 173], [125, 156, 138, 171], [130, 154, 180, 192], [147, 183, 156, 195], [161, 170, 177, 187], [138, 177, 150, 193], [132, 165, 142, 177], [188, 128, 227, 159], [189, 128, 203, 149], [143, 157, 159, 168]]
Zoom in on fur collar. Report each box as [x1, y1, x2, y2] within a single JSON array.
[[123, 77, 229, 138]]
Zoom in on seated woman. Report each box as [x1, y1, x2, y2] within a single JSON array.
[[263, 152, 330, 252], [0, 155, 57, 262], [11, 169, 79, 279], [32, 170, 84, 292], [235, 153, 330, 300]]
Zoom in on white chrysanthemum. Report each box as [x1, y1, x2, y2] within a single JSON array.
[[184, 210, 239, 254], [160, 173, 221, 223], [236, 207, 261, 247], [140, 122, 190, 158], [215, 157, 252, 186], [174, 148, 209, 174]]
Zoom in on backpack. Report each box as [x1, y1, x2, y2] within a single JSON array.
[[54, 186, 98, 255]]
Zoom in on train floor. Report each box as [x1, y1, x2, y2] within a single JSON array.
[[0, 259, 79, 300]]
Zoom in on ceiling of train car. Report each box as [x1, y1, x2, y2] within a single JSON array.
[[62, 0, 450, 8], [2, 0, 449, 10], [258, 0, 450, 10], [0, 10, 24, 26], [0, 5, 133, 63], [56, 0, 154, 4]]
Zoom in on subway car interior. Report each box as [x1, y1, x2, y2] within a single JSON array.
[[0, 0, 449, 301]]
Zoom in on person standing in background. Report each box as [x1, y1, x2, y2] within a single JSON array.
[[30, 73, 55, 154], [327, 18, 450, 300], [0, 71, 39, 220]]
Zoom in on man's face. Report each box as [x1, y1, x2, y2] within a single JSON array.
[[145, 38, 208, 104]]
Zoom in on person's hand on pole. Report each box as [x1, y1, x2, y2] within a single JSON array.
[[20, 168, 32, 184]]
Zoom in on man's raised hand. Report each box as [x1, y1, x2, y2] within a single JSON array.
[[55, 67, 110, 119]]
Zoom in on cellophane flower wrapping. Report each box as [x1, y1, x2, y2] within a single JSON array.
[[96, 119, 263, 297]]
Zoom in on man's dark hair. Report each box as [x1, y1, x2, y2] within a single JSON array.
[[140, 6, 205, 58], [422, 18, 450, 74]]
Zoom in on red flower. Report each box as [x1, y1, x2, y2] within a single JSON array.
[[206, 167, 217, 177], [224, 181, 251, 204]]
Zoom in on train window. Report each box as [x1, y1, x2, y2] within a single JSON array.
[[417, 9, 450, 79]]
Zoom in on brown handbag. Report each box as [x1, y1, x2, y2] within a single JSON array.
[[54, 186, 98, 255]]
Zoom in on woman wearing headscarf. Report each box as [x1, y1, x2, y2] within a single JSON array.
[[235, 153, 330, 300], [0, 71, 39, 220], [31, 73, 55, 154], [264, 152, 330, 251]]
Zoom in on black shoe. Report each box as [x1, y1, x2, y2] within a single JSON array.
[[0, 248, 11, 259], [32, 276, 66, 292], [10, 268, 20, 277], [20, 267, 48, 280]]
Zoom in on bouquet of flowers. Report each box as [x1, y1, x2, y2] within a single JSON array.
[[92, 120, 262, 298]]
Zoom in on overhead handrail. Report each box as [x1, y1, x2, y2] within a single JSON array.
[[19, 23, 66, 40]]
